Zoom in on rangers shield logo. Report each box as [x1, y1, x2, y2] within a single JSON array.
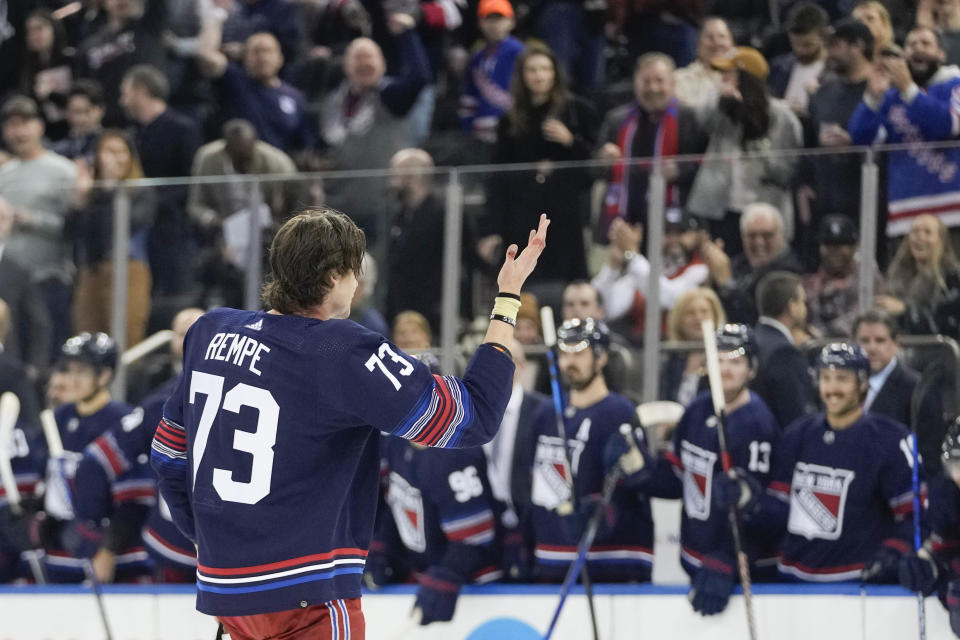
[[681, 440, 717, 521], [532, 435, 573, 511], [787, 462, 856, 540], [387, 471, 426, 552]]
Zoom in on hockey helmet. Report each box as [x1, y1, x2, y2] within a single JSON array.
[[815, 342, 870, 383], [60, 332, 118, 371], [716, 323, 756, 363], [557, 317, 611, 356]]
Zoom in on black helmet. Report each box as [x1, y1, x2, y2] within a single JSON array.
[[557, 317, 611, 356], [60, 332, 118, 371], [815, 342, 870, 383], [716, 323, 755, 362], [943, 416, 960, 465]]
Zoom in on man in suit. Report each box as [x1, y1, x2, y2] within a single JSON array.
[[753, 270, 817, 429], [0, 197, 51, 379], [854, 309, 945, 474], [482, 339, 549, 580]]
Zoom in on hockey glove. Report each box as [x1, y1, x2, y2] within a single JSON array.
[[415, 566, 463, 625], [948, 579, 960, 637], [60, 519, 105, 559], [861, 545, 903, 583], [602, 426, 651, 490], [899, 548, 938, 596], [711, 467, 761, 515], [689, 554, 735, 616]]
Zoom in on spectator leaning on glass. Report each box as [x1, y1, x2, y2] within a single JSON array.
[[71, 129, 156, 349], [0, 95, 76, 358], [877, 213, 960, 338], [849, 26, 960, 237], [686, 47, 803, 257]]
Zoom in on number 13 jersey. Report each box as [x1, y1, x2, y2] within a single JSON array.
[[151, 308, 514, 616]]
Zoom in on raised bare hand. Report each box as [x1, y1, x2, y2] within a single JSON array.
[[497, 214, 550, 294]]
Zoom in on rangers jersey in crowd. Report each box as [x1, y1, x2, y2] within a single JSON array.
[[379, 436, 501, 583], [647, 391, 781, 577], [152, 309, 514, 616], [759, 412, 917, 581], [529, 393, 654, 582]]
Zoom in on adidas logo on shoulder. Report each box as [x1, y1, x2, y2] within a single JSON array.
[[244, 319, 263, 331]]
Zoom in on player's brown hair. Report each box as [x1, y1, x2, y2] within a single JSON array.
[[261, 208, 365, 315]]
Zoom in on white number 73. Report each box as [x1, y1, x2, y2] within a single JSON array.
[[365, 343, 414, 390]]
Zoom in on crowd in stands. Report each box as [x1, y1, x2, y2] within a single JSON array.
[[3, 0, 960, 632]]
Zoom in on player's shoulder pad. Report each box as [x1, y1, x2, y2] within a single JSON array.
[[781, 413, 822, 440], [744, 391, 779, 429], [603, 392, 638, 418], [862, 411, 912, 441]]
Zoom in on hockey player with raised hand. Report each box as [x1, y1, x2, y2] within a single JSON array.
[[529, 317, 654, 583], [900, 417, 960, 637], [152, 209, 549, 640], [609, 323, 781, 615], [726, 342, 920, 583]]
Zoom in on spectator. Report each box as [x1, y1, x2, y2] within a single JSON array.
[[0, 298, 41, 429], [385, 148, 444, 329], [75, 0, 167, 126], [531, 0, 606, 91], [854, 308, 945, 474], [0, 95, 76, 358], [392, 310, 433, 352], [71, 129, 155, 349], [660, 286, 726, 407], [515, 292, 542, 347], [591, 212, 709, 343], [348, 252, 390, 337], [597, 54, 707, 238], [52, 81, 106, 164], [917, 0, 960, 65], [796, 18, 877, 268], [120, 64, 201, 297], [853, 0, 895, 55], [158, 0, 208, 121], [878, 214, 960, 337], [0, 197, 52, 379], [701, 202, 803, 324], [768, 3, 829, 118], [197, 21, 316, 157], [849, 26, 960, 238], [219, 0, 302, 70], [319, 25, 431, 241], [803, 214, 885, 337], [529, 318, 654, 582], [686, 47, 803, 255], [753, 270, 818, 428], [674, 17, 735, 113], [459, 0, 523, 144], [482, 43, 597, 301], [20, 9, 73, 140], [188, 118, 297, 308]]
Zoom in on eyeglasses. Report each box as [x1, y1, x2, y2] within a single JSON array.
[[744, 230, 778, 241]]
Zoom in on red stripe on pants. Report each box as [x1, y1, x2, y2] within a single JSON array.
[[218, 598, 365, 640]]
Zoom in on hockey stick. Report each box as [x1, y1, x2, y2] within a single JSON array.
[[907, 362, 941, 640], [540, 306, 600, 640], [0, 392, 22, 515], [702, 319, 758, 640], [40, 409, 114, 640], [543, 424, 637, 640]]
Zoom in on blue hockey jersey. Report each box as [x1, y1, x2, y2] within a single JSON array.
[[529, 393, 654, 582], [648, 391, 781, 576], [759, 412, 917, 581], [380, 437, 501, 583], [459, 37, 523, 139], [152, 308, 514, 615]]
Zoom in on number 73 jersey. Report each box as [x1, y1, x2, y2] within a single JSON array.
[[151, 309, 514, 616]]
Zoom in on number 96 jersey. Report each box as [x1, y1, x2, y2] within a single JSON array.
[[151, 309, 514, 616]]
